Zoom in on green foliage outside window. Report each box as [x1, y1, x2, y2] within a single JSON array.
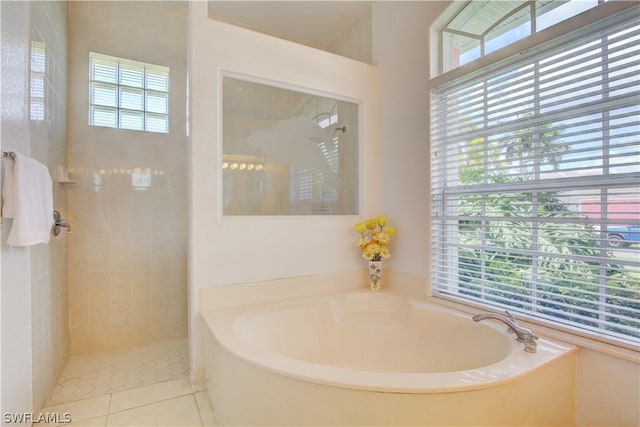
[[455, 125, 639, 339]]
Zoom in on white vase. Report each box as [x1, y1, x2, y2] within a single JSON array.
[[368, 260, 383, 291]]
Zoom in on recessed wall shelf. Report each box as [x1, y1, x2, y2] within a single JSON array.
[[54, 165, 76, 184]]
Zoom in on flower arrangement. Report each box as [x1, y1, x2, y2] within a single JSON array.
[[354, 215, 396, 261]]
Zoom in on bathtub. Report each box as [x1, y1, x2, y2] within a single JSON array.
[[202, 289, 576, 426]]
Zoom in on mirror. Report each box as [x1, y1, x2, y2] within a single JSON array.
[[222, 76, 359, 215]]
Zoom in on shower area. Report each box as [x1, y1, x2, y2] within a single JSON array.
[[1, 0, 189, 414], [61, 0, 189, 407]]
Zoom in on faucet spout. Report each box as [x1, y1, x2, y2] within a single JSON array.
[[472, 311, 539, 353]]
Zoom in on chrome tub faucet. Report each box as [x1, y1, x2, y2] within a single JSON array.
[[472, 311, 539, 353]]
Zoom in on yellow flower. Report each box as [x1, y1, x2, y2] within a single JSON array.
[[375, 232, 390, 244], [354, 215, 395, 261], [365, 242, 381, 253]]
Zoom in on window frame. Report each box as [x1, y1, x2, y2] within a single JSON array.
[[440, 0, 611, 74], [89, 52, 170, 134], [430, 5, 640, 351]]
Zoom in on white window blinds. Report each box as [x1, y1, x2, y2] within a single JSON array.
[[89, 53, 169, 133], [431, 9, 640, 346]]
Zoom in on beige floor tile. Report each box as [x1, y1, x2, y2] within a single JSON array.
[[194, 392, 218, 427], [41, 395, 111, 424], [107, 395, 202, 427], [109, 377, 196, 413], [61, 415, 107, 427]]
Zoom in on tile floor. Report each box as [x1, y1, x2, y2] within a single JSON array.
[[41, 340, 218, 426]]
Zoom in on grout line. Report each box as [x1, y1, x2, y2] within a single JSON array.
[[106, 392, 200, 416], [191, 393, 205, 427], [193, 392, 206, 427], [107, 376, 196, 408], [104, 400, 111, 427], [106, 392, 113, 415]]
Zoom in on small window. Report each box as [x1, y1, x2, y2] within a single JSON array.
[[89, 53, 169, 133], [30, 41, 46, 122]]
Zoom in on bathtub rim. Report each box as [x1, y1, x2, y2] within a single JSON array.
[[201, 288, 576, 394]]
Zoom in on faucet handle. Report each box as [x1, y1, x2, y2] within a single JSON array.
[[504, 310, 538, 339], [52, 210, 72, 236], [506, 313, 539, 351], [504, 310, 517, 334], [523, 335, 539, 352]]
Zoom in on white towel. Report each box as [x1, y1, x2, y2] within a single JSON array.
[[2, 153, 53, 246]]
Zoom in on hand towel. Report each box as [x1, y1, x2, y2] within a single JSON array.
[[2, 153, 53, 246]]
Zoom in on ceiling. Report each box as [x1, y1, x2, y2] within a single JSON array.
[[207, 1, 372, 51]]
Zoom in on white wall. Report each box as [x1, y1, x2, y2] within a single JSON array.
[[372, 1, 450, 286], [188, 1, 379, 376]]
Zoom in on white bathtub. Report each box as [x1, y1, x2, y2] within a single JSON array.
[[202, 289, 576, 426]]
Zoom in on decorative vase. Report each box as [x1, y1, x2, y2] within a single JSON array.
[[368, 260, 383, 291]]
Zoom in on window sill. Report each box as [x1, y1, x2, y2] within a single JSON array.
[[427, 295, 640, 364]]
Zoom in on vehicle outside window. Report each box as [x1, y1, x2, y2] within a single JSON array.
[[608, 225, 640, 248]]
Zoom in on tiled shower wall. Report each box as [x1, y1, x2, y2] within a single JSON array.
[[66, 1, 188, 354], [29, 1, 70, 410], [1, 0, 70, 412]]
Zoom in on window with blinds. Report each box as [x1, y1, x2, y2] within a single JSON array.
[[431, 9, 639, 347], [89, 53, 169, 133]]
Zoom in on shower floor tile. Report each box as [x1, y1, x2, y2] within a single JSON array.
[[47, 339, 189, 406]]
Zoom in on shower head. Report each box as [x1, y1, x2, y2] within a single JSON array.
[[333, 126, 347, 134]]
